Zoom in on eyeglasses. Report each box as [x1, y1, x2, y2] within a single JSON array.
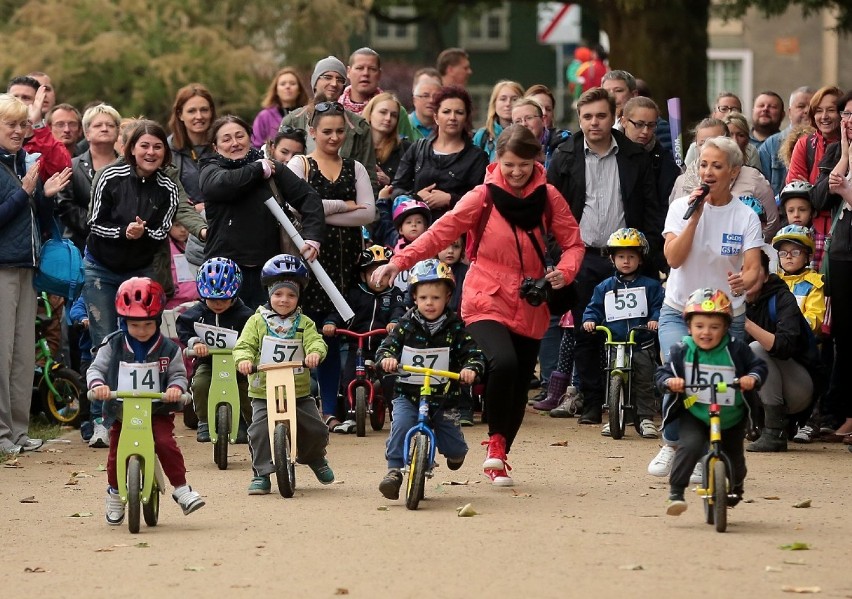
[[841, 111, 852, 119], [715, 105, 740, 114], [778, 249, 805, 258], [513, 114, 542, 125], [279, 125, 307, 143], [315, 101, 344, 114], [626, 118, 657, 131], [2, 120, 30, 131], [414, 93, 437, 100], [52, 121, 80, 130], [318, 74, 346, 85]]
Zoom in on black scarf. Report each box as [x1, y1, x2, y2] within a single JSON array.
[[488, 183, 547, 231], [216, 147, 264, 169]]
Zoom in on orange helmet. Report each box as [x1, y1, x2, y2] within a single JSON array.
[[683, 288, 732, 323]]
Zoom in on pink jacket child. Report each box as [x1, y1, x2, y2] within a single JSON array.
[[388, 162, 584, 339], [165, 222, 198, 310]]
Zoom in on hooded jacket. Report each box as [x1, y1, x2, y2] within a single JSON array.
[[389, 162, 585, 339]]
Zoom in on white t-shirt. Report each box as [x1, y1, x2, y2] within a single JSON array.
[[664, 195, 764, 313]]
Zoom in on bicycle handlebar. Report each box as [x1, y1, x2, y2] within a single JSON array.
[[86, 390, 191, 403], [399, 364, 461, 381], [335, 328, 388, 340], [682, 379, 741, 393], [184, 347, 233, 358], [594, 324, 654, 344]]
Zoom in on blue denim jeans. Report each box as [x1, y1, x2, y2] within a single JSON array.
[[303, 309, 341, 418], [82, 258, 153, 426], [537, 314, 562, 385], [385, 396, 468, 469], [657, 304, 745, 443]]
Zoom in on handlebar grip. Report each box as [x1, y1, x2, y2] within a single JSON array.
[[86, 390, 191, 403]]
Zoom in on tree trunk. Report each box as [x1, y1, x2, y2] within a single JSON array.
[[596, 0, 710, 131]]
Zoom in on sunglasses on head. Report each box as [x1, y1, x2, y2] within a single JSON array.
[[279, 125, 307, 142], [315, 101, 344, 114]]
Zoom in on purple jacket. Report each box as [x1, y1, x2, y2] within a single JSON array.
[[251, 106, 287, 149]]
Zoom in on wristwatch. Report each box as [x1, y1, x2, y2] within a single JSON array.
[[32, 119, 46, 130]]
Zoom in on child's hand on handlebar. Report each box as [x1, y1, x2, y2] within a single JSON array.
[[666, 377, 685, 393], [237, 360, 254, 375], [304, 353, 321, 369], [381, 357, 398, 373], [92, 385, 111, 400], [583, 321, 596, 332], [386, 322, 396, 333], [738, 375, 757, 392], [164, 387, 183, 403], [647, 320, 658, 331], [459, 368, 476, 384], [322, 324, 336, 337], [192, 343, 209, 358]]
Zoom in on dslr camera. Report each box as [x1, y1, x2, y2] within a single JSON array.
[[519, 276, 551, 307]]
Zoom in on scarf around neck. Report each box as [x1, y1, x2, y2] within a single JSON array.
[[340, 86, 383, 115], [488, 183, 547, 231], [217, 147, 264, 169], [260, 305, 301, 339]]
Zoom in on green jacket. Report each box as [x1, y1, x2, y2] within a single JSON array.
[[233, 308, 327, 399]]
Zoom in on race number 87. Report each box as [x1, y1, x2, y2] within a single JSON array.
[[272, 344, 300, 363], [411, 353, 440, 369]]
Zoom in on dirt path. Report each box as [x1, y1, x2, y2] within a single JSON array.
[[2, 410, 850, 598]]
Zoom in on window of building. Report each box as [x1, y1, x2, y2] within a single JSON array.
[[370, 6, 417, 51], [459, 2, 510, 51], [707, 49, 753, 115]]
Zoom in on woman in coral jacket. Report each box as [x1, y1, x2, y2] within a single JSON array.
[[372, 125, 584, 487]]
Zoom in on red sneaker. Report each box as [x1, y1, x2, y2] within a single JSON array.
[[485, 463, 514, 487], [481, 434, 507, 470]]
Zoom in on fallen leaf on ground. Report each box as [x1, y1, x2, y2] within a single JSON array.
[[4, 459, 22, 468], [793, 499, 812, 508], [619, 564, 644, 571], [511, 490, 532, 498], [781, 586, 821, 594], [43, 448, 63, 453], [136, 542, 149, 548], [780, 542, 810, 551], [95, 547, 114, 553], [96, 464, 106, 471], [334, 589, 349, 595], [68, 512, 93, 518], [73, 472, 93, 479], [441, 480, 469, 486], [607, 455, 625, 459], [24, 567, 47, 573], [64, 479, 78, 486], [576, 492, 588, 497], [549, 440, 568, 446], [333, 480, 345, 484], [764, 496, 781, 500], [376, 506, 388, 511], [457, 503, 477, 517], [20, 496, 37, 503], [184, 566, 204, 572]]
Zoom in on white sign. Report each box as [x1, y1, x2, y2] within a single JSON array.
[[537, 3, 581, 45], [260, 336, 305, 374], [604, 288, 648, 322], [118, 361, 161, 394], [194, 323, 238, 350], [400, 346, 450, 386]]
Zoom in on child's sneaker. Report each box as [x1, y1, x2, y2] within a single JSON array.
[[481, 433, 507, 470], [80, 419, 94, 442], [666, 492, 687, 516], [485, 463, 513, 487], [458, 408, 474, 427], [446, 456, 465, 471], [379, 469, 403, 499], [793, 425, 815, 444], [647, 444, 675, 476], [196, 421, 210, 443], [172, 485, 205, 515], [248, 475, 271, 495], [689, 462, 703, 485], [309, 458, 335, 484], [105, 487, 125, 525], [640, 419, 659, 439], [89, 418, 109, 448]]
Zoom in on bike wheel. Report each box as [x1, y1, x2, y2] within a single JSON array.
[[143, 480, 159, 527], [714, 460, 728, 533], [405, 433, 430, 511], [274, 423, 296, 498], [355, 386, 367, 437], [214, 404, 231, 470], [40, 368, 85, 427], [127, 456, 142, 534], [370, 391, 386, 431], [607, 375, 626, 439]]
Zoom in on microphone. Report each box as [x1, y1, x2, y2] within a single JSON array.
[[683, 183, 711, 220]]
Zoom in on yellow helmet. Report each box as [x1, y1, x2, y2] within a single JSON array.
[[409, 259, 456, 291], [605, 228, 649, 255], [359, 245, 393, 269], [772, 225, 815, 254], [683, 288, 733, 323]]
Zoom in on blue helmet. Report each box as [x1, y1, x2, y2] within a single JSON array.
[[738, 196, 766, 222], [408, 258, 455, 291], [196, 257, 242, 299], [261, 254, 310, 290]]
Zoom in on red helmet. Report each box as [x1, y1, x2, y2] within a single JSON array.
[[115, 277, 166, 319]]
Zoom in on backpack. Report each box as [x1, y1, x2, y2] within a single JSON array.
[[34, 218, 85, 300]]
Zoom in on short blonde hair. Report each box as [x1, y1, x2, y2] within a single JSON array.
[[82, 103, 121, 132], [700, 136, 743, 169], [0, 93, 28, 122]]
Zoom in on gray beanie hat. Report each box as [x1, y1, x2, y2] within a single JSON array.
[[311, 56, 347, 91], [268, 280, 300, 297]]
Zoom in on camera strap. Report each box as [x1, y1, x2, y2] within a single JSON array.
[[511, 223, 553, 278]]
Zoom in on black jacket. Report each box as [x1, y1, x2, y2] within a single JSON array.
[[658, 337, 767, 432], [176, 298, 255, 368], [55, 149, 101, 250], [390, 136, 488, 220], [328, 281, 405, 354], [199, 155, 324, 266], [546, 128, 664, 273]]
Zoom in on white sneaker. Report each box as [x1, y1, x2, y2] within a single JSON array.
[[172, 485, 205, 515], [600, 423, 611, 437], [89, 420, 109, 448], [689, 462, 702, 485], [105, 488, 125, 525], [647, 444, 675, 477], [19, 438, 43, 452], [640, 419, 659, 439], [793, 425, 815, 444]]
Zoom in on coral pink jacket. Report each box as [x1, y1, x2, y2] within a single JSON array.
[[390, 162, 584, 339]]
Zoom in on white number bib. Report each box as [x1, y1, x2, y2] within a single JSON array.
[[194, 323, 238, 350], [400, 346, 450, 385], [260, 336, 305, 374], [394, 270, 409, 293], [173, 253, 195, 283], [117, 361, 161, 395], [684, 364, 736, 405], [604, 288, 648, 322]]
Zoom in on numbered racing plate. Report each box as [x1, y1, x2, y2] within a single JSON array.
[[400, 346, 450, 386], [260, 336, 305, 374], [684, 364, 736, 405], [604, 288, 648, 322], [117, 361, 162, 395], [194, 322, 238, 350]]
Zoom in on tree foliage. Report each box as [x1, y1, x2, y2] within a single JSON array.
[[0, 0, 370, 123]]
